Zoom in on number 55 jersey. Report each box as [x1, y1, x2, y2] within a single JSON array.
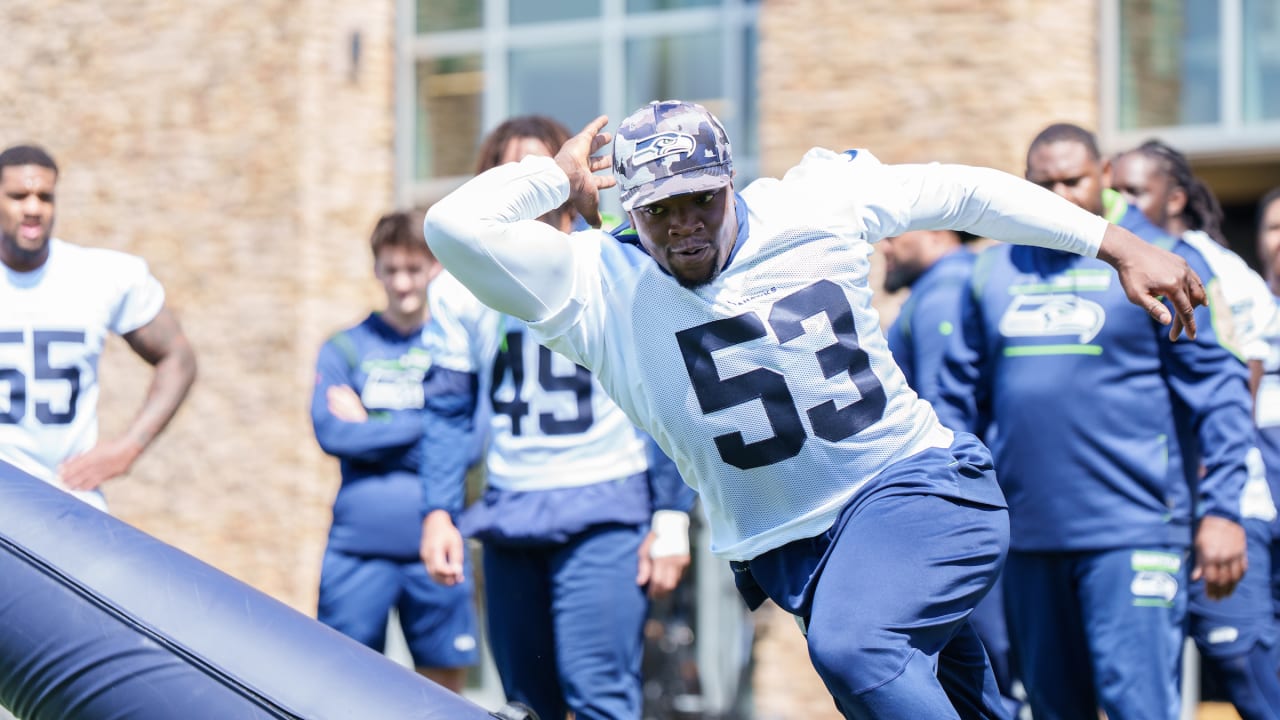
[[0, 239, 165, 508]]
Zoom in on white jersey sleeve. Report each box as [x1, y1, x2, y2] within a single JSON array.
[[1180, 230, 1275, 361], [424, 157, 578, 324], [107, 252, 166, 335], [777, 148, 1109, 255]]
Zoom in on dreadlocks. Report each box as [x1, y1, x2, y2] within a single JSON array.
[[1128, 139, 1226, 246]]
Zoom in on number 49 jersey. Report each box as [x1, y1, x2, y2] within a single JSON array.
[[0, 239, 165, 507], [428, 273, 648, 492]]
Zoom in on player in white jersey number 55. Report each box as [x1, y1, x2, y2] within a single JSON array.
[[0, 144, 196, 511]]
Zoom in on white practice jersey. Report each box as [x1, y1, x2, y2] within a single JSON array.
[[1255, 300, 1280, 433], [1182, 229, 1275, 362], [0, 239, 165, 508], [426, 149, 1109, 560], [428, 272, 648, 492]]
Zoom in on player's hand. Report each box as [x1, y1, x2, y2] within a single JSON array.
[[327, 385, 368, 422], [636, 532, 691, 599], [58, 437, 143, 491], [1096, 223, 1205, 341], [555, 115, 617, 228], [1192, 515, 1247, 600], [421, 510, 466, 585]]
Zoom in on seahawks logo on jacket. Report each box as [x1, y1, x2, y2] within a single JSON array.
[[360, 349, 432, 411], [998, 294, 1106, 343]]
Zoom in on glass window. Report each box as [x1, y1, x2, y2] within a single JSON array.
[[1118, 0, 1220, 129], [740, 23, 759, 159], [510, 0, 599, 24], [415, 55, 484, 180], [508, 43, 602, 130], [1243, 0, 1280, 122], [628, 0, 719, 12], [416, 0, 482, 33], [626, 33, 724, 112], [402, 0, 758, 208]]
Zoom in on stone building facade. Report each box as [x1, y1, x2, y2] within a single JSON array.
[[0, 0, 398, 608]]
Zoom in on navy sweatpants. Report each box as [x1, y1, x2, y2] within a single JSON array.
[[732, 433, 1011, 719], [1190, 518, 1280, 720], [482, 523, 648, 720], [1004, 547, 1187, 720]]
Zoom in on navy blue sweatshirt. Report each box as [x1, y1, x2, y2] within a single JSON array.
[[937, 193, 1251, 551]]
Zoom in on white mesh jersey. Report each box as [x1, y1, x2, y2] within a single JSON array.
[[1181, 230, 1275, 362], [0, 239, 165, 509], [425, 149, 1109, 560], [427, 272, 648, 492]]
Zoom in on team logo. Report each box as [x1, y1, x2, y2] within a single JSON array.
[[1207, 626, 1241, 645], [454, 634, 477, 652], [1130, 570, 1179, 604], [1129, 550, 1181, 606], [360, 362, 427, 411], [631, 132, 696, 166], [998, 294, 1106, 343]]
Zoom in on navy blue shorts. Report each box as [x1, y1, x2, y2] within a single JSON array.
[[317, 548, 478, 669]]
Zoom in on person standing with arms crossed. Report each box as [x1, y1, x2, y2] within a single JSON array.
[[310, 210, 478, 692], [937, 123, 1251, 720], [1111, 141, 1280, 719], [422, 101, 1210, 719], [420, 115, 695, 720], [0, 143, 196, 511]]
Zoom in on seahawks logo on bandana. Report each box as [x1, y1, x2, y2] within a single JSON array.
[[631, 132, 696, 165]]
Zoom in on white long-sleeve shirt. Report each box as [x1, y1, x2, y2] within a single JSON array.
[[425, 148, 1107, 560]]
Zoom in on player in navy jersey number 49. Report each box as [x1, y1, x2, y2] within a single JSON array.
[[422, 101, 1209, 719]]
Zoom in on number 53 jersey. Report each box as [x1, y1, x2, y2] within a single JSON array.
[[527, 153, 972, 562], [0, 239, 165, 506]]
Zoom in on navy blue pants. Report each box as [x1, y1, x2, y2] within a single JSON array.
[[1190, 518, 1280, 720], [733, 434, 1010, 719], [1004, 547, 1186, 720], [483, 523, 647, 720], [969, 571, 1022, 718]]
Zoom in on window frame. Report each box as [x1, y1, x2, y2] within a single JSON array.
[[1099, 0, 1280, 158], [395, 0, 760, 208]]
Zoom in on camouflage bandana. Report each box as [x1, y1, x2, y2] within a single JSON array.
[[613, 100, 733, 211]]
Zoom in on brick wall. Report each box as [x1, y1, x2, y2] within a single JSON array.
[[760, 0, 1099, 173], [0, 0, 396, 611]]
